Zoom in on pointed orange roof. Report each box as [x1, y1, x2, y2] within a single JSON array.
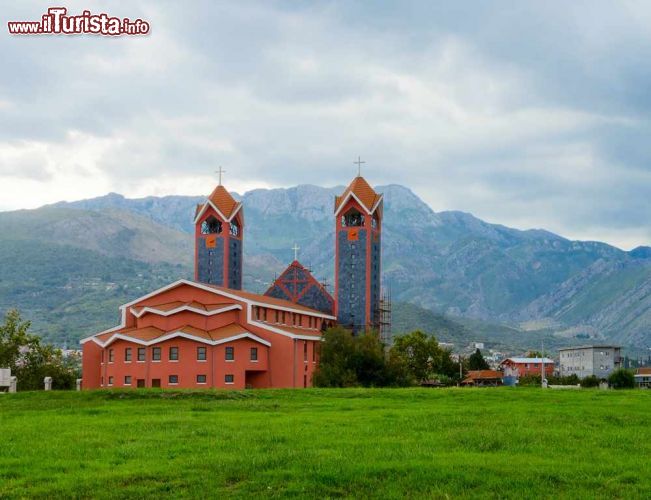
[[207, 184, 240, 219], [335, 176, 382, 213]]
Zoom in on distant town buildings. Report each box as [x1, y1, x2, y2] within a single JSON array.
[[558, 345, 621, 379], [634, 367, 651, 388], [499, 357, 555, 378]]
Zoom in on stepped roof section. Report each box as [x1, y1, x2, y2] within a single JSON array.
[[334, 176, 383, 216], [264, 260, 335, 315], [194, 184, 242, 223], [81, 279, 336, 347]]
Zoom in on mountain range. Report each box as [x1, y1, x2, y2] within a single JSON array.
[[0, 184, 649, 354]]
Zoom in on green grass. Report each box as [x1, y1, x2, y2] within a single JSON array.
[[1, 388, 650, 498]]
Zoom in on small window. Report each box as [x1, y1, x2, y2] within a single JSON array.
[[230, 221, 240, 236], [250, 347, 258, 361], [197, 374, 207, 384], [125, 347, 132, 362], [137, 348, 146, 361], [108, 376, 114, 386], [124, 375, 132, 385], [152, 347, 161, 361], [225, 374, 234, 384], [169, 375, 179, 385], [225, 346, 234, 361], [197, 347, 207, 361], [108, 349, 114, 363], [169, 347, 179, 361]]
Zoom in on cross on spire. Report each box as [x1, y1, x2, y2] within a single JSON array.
[[215, 166, 226, 185], [292, 243, 300, 261], [353, 156, 365, 177]]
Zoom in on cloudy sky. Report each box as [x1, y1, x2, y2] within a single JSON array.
[[1, 1, 650, 249]]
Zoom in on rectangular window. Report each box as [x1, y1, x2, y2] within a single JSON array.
[[169, 375, 178, 385], [125, 347, 132, 362], [152, 347, 161, 361], [108, 349, 114, 363], [169, 346, 179, 361], [225, 374, 234, 384], [275, 310, 279, 323], [197, 346, 207, 361], [137, 347, 146, 361], [101, 350, 104, 363], [124, 375, 132, 386], [108, 376, 114, 386], [197, 374, 207, 384], [225, 346, 234, 361], [250, 347, 258, 361]]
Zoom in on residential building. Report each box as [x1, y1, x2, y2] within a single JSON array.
[[499, 357, 555, 378], [558, 345, 621, 379]]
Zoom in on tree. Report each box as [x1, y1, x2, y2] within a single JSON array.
[[581, 375, 600, 388], [390, 330, 457, 384], [607, 369, 635, 389], [0, 309, 78, 390], [526, 351, 543, 358], [313, 326, 409, 387], [467, 348, 489, 371]]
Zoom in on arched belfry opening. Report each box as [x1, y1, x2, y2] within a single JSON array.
[[201, 215, 222, 234], [341, 207, 365, 227]]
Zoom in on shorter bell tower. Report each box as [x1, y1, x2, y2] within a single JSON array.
[[194, 168, 243, 289]]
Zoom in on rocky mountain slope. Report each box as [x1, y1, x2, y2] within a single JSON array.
[[0, 184, 647, 350]]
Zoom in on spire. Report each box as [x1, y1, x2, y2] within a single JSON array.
[[334, 175, 382, 214]]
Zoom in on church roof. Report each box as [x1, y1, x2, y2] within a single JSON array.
[[334, 176, 382, 215], [208, 185, 240, 219], [194, 184, 242, 223], [264, 260, 334, 315]]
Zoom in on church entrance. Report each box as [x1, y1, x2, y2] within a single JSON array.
[[136, 379, 145, 388], [245, 370, 268, 389], [151, 379, 161, 388]]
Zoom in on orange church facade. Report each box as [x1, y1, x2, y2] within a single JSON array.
[[81, 171, 383, 389], [81, 280, 335, 389]]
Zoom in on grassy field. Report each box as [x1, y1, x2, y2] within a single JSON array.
[[1, 388, 650, 499]]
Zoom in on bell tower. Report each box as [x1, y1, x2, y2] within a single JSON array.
[[334, 165, 383, 334], [194, 168, 243, 289]]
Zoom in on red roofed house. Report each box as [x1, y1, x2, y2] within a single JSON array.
[[499, 357, 555, 378], [461, 370, 504, 387], [81, 173, 382, 389]]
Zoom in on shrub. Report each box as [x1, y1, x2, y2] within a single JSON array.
[[607, 369, 635, 389], [581, 375, 600, 388]]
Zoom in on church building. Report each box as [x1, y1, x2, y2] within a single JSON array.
[[81, 170, 383, 389]]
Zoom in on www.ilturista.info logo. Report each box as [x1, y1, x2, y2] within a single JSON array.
[[8, 7, 150, 36]]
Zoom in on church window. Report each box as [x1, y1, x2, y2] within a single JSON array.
[[201, 215, 222, 234], [125, 347, 132, 362], [108, 349, 114, 363], [225, 346, 234, 361], [230, 220, 240, 237], [152, 347, 161, 361], [225, 374, 234, 384], [108, 376, 114, 386], [169, 347, 179, 361], [342, 208, 364, 227], [371, 214, 379, 229], [197, 374, 207, 384], [124, 376, 131, 386], [250, 347, 258, 361], [137, 348, 146, 361], [168, 375, 178, 385], [197, 347, 207, 361]]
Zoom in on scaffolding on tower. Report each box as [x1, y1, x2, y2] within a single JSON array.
[[378, 287, 392, 346]]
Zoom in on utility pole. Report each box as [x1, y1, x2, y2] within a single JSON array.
[[541, 340, 545, 388]]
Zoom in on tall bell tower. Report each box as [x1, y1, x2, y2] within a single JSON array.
[[194, 168, 243, 289], [334, 161, 383, 334]]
